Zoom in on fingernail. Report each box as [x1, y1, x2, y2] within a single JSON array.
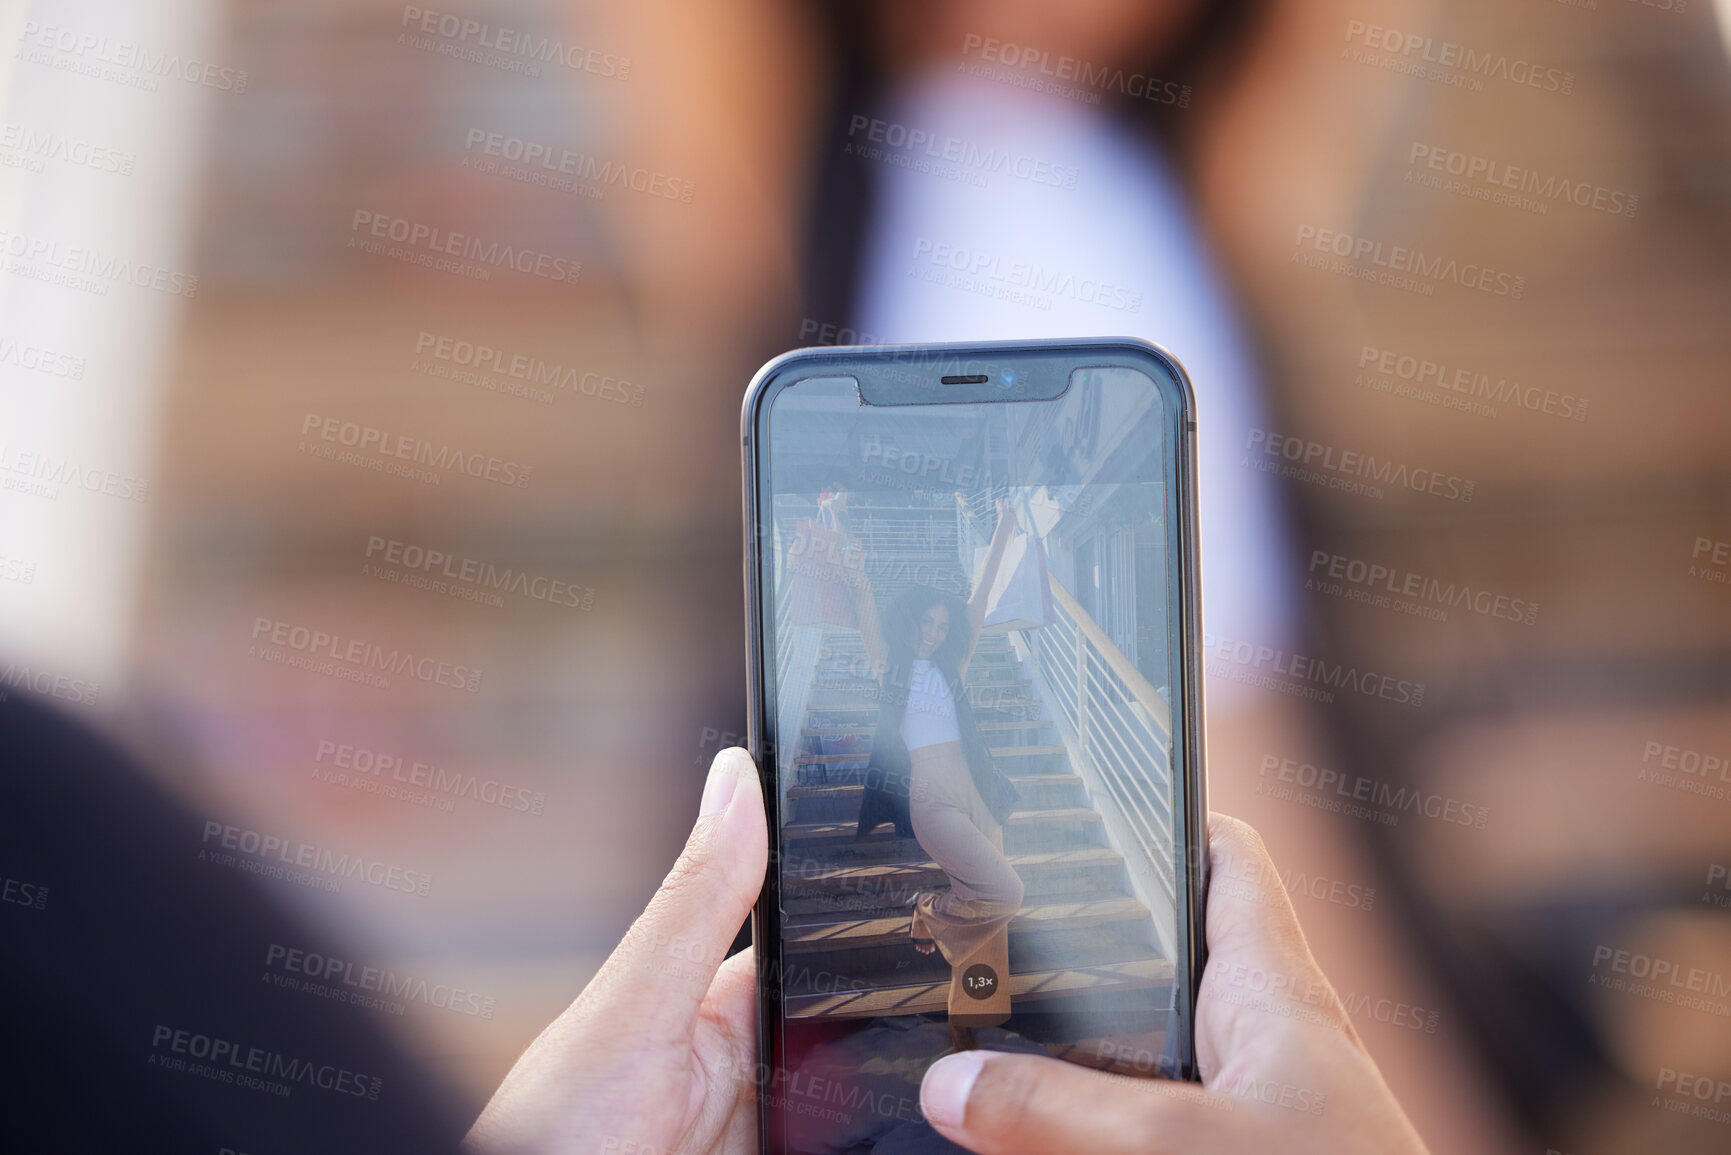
[[699, 747, 743, 816], [921, 1050, 987, 1130]]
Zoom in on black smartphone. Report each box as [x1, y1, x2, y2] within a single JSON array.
[[740, 338, 1207, 1154]]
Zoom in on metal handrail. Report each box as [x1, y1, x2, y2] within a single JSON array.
[[846, 514, 958, 555], [1030, 576, 1176, 922], [954, 496, 1178, 951], [1044, 578, 1172, 737], [771, 513, 825, 811]]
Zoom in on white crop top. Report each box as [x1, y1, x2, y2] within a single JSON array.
[[902, 658, 961, 750]]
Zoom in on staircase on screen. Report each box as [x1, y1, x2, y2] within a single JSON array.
[[778, 503, 1174, 1033]]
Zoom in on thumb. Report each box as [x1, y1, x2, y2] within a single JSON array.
[[579, 746, 767, 1045], [919, 1049, 1243, 1155]]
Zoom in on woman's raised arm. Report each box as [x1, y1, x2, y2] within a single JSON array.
[[832, 498, 888, 682], [961, 497, 1017, 676]]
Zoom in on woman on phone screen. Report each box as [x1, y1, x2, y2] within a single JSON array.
[[838, 493, 1023, 1050]]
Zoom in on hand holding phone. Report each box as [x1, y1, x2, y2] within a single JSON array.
[[461, 756, 1428, 1155], [457, 339, 1426, 1155], [913, 813, 1432, 1155], [462, 747, 767, 1155]]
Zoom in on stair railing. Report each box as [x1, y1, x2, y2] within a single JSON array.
[[955, 496, 1179, 959], [1029, 576, 1177, 956], [771, 496, 826, 814], [847, 508, 960, 556]]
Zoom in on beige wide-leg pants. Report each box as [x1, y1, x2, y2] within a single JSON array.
[[907, 740, 1023, 1027]]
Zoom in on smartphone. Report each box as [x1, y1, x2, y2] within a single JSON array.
[[740, 338, 1207, 1154]]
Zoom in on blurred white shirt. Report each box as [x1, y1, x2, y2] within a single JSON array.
[[850, 68, 1297, 704]]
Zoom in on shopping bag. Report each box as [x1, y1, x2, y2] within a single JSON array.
[[971, 530, 1053, 632], [786, 518, 860, 629]]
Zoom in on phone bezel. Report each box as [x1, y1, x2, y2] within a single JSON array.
[[739, 337, 1209, 1151]]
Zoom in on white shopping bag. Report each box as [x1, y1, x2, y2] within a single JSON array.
[[971, 530, 1053, 632]]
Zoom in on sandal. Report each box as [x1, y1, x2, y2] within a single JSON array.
[[906, 892, 937, 953]]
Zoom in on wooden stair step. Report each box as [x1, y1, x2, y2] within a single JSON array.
[[787, 773, 1080, 800], [800, 719, 1049, 739], [784, 958, 1174, 1020], [782, 895, 1149, 953], [809, 653, 1017, 664], [804, 699, 1043, 712], [810, 677, 1029, 694], [782, 808, 1101, 846], [817, 640, 1015, 653], [785, 846, 1120, 884], [808, 680, 1031, 697], [819, 640, 1015, 650], [779, 848, 1127, 914], [793, 744, 1063, 766]]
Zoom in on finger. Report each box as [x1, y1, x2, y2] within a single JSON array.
[[699, 942, 761, 1038], [691, 947, 760, 1089], [920, 1051, 1241, 1155], [1205, 812, 1317, 966], [579, 747, 767, 1046], [1201, 812, 1359, 1045]]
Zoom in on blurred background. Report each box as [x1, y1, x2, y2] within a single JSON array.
[[3, 0, 1731, 1152]]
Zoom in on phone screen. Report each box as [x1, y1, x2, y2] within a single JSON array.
[[748, 351, 1201, 1153]]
